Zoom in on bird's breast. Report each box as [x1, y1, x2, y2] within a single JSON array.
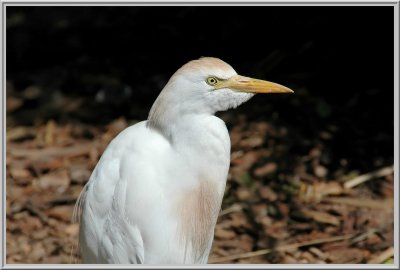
[[167, 115, 231, 262], [174, 178, 222, 262]]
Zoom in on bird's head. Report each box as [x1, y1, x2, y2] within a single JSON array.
[[148, 57, 293, 131]]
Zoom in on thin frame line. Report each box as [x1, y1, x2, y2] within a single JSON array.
[[1, 1, 398, 269]]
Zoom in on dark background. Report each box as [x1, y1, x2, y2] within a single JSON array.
[[7, 6, 394, 177], [5, 6, 395, 264]]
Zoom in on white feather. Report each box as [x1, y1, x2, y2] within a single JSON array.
[[75, 57, 290, 264]]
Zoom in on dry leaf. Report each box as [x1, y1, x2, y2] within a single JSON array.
[[46, 205, 74, 222], [259, 186, 278, 201], [38, 169, 70, 192], [236, 187, 252, 201], [7, 97, 24, 112], [215, 228, 236, 240]]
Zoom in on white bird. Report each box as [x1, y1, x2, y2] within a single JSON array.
[[75, 57, 293, 264]]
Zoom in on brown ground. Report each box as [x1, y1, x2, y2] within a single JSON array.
[[6, 113, 394, 264]]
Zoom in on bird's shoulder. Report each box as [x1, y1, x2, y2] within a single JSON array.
[[85, 120, 171, 211], [108, 120, 170, 151]]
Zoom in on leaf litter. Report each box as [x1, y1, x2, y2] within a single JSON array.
[[6, 92, 394, 264]]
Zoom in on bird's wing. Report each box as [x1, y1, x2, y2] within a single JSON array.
[[75, 121, 171, 263]]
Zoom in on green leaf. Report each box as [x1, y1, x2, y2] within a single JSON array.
[[383, 258, 394, 264], [240, 172, 255, 188], [316, 99, 332, 118]]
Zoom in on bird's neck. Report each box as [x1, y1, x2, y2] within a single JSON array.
[[146, 83, 231, 177], [148, 112, 229, 149], [148, 111, 231, 176], [147, 91, 210, 142], [148, 110, 231, 263]]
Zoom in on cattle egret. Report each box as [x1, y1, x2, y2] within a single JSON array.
[[75, 57, 293, 264]]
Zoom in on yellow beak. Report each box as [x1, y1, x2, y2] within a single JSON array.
[[220, 75, 294, 94]]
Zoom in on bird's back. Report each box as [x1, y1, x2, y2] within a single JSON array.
[[77, 121, 175, 263]]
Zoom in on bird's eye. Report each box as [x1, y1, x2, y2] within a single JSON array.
[[206, 77, 219, 86]]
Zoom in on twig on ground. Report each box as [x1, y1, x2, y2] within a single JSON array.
[[367, 247, 394, 264], [322, 197, 393, 209], [301, 208, 340, 226], [344, 166, 393, 189], [8, 143, 95, 160], [48, 195, 78, 206], [219, 203, 243, 217], [209, 232, 358, 263], [24, 203, 49, 225], [350, 229, 379, 245]]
